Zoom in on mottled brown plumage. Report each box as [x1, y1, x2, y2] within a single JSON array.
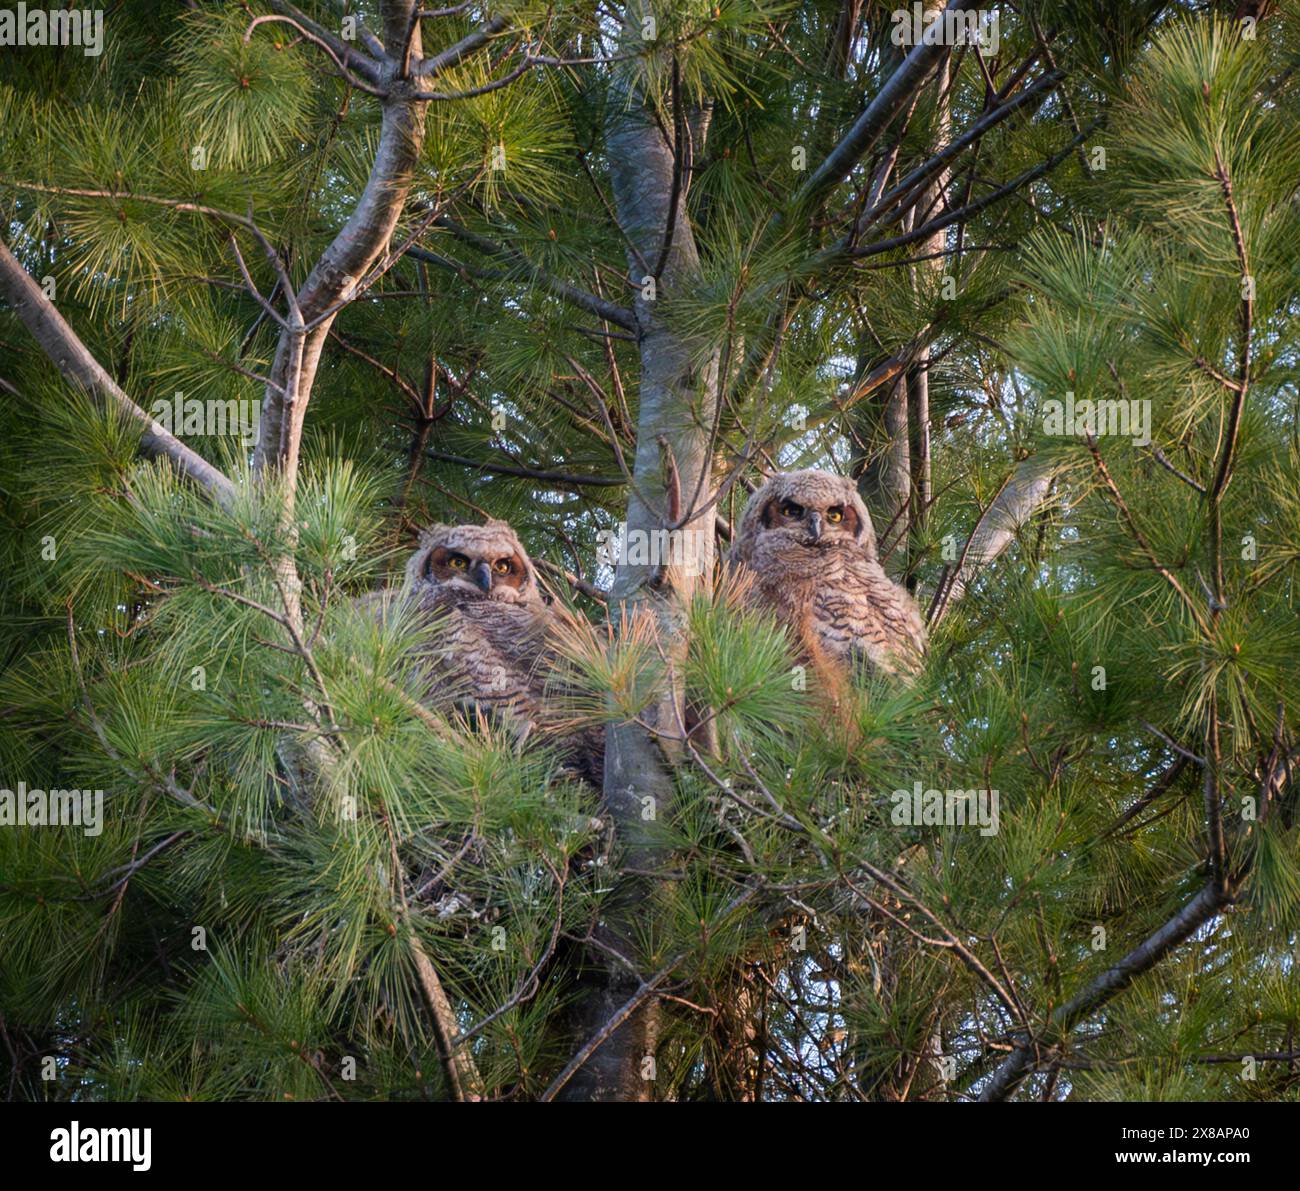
[[730, 470, 926, 681], [404, 519, 552, 726], [402, 520, 603, 784]]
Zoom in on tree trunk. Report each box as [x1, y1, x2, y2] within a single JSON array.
[[557, 2, 720, 1100], [253, 70, 431, 490], [856, 369, 912, 562], [905, 42, 948, 584]]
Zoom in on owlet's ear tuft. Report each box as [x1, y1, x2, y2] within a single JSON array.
[[837, 483, 877, 558]]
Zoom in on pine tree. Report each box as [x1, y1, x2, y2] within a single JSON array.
[[1, 1, 1297, 1102]]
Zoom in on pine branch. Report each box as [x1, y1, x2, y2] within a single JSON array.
[[849, 123, 1098, 262], [413, 13, 509, 77], [980, 740, 1298, 1101], [855, 67, 1065, 241], [795, 0, 963, 211], [407, 933, 483, 1101], [423, 448, 625, 487], [543, 883, 764, 1101], [1085, 436, 1211, 637], [405, 235, 635, 329], [251, 7, 386, 94], [978, 881, 1228, 1101], [0, 238, 237, 507]]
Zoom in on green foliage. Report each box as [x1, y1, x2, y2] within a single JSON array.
[[172, 9, 314, 170], [1, 2, 1298, 1103]]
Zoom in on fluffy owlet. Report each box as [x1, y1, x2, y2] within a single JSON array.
[[402, 519, 553, 728], [400, 519, 603, 784], [730, 469, 926, 681]]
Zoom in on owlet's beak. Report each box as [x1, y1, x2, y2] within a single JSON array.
[[806, 511, 823, 543], [470, 559, 493, 593]]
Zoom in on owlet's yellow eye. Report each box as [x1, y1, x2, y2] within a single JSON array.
[[780, 501, 803, 518], [447, 554, 468, 570], [825, 507, 844, 524], [493, 559, 511, 575]]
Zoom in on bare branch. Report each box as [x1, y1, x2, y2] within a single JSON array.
[[254, 5, 386, 92], [978, 882, 1227, 1101], [795, 0, 963, 210], [406, 227, 636, 329], [929, 455, 1057, 624], [424, 448, 626, 487], [414, 13, 509, 77]]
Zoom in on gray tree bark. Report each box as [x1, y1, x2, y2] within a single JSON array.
[[856, 365, 912, 563], [904, 38, 950, 581], [556, 2, 721, 1101]]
